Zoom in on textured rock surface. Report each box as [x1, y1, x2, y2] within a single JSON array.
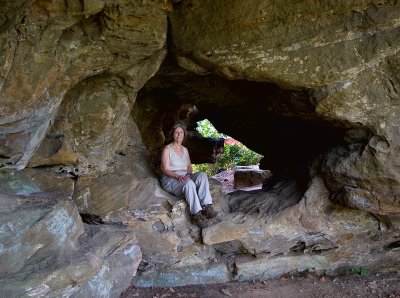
[[0, 192, 141, 297], [1, 0, 400, 292], [1, 0, 166, 295], [0, 0, 167, 171], [133, 177, 400, 287], [132, 0, 400, 286], [171, 0, 400, 87], [132, 179, 228, 285], [168, 1, 400, 216]]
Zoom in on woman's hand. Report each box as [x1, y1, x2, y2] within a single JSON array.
[[177, 174, 190, 183]]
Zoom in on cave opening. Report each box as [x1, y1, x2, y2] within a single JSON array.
[[132, 56, 366, 217], [191, 118, 264, 178]]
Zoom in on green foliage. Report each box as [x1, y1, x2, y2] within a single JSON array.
[[195, 119, 226, 138], [192, 163, 218, 177], [345, 266, 369, 277], [193, 120, 263, 176]]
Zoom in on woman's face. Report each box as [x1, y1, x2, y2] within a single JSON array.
[[173, 127, 185, 143]]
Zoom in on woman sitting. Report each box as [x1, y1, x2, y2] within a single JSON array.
[[160, 123, 217, 228]]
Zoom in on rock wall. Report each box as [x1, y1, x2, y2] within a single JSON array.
[[1, 0, 400, 294], [133, 0, 400, 285], [1, 0, 169, 296], [169, 0, 400, 214]]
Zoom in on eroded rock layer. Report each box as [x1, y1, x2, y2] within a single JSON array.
[[0, 0, 400, 294]]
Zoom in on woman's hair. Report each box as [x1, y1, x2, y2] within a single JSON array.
[[170, 123, 187, 140]]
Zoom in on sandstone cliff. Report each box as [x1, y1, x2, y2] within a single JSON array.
[[1, 0, 399, 296]]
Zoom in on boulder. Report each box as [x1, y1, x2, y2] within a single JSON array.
[[0, 192, 141, 297], [233, 166, 271, 188]]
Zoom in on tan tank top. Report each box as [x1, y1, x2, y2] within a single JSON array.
[[167, 144, 189, 175]]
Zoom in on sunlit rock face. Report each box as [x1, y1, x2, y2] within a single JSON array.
[[1, 0, 400, 294]]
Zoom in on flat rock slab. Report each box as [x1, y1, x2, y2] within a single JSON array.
[[133, 263, 230, 287], [234, 166, 271, 188]]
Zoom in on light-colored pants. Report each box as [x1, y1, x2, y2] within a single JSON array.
[[160, 171, 213, 215]]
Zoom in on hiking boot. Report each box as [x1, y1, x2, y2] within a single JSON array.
[[192, 212, 209, 228], [202, 204, 218, 219]]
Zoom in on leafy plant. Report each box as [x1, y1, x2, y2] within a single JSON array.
[[195, 119, 226, 139], [345, 266, 369, 277], [192, 120, 263, 176]]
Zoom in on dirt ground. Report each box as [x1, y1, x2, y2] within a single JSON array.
[[122, 270, 400, 298]]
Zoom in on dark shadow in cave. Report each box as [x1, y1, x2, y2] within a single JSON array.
[[199, 99, 351, 215], [228, 179, 304, 216]]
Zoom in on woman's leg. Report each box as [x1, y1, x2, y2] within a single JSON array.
[[191, 172, 213, 206], [181, 180, 203, 215], [161, 176, 202, 215]]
